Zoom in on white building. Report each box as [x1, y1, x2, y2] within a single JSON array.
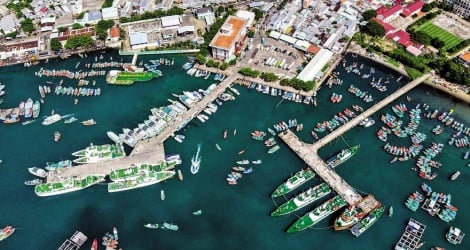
[[102, 7, 119, 20], [235, 10, 255, 29], [446, 0, 470, 18], [161, 15, 181, 28], [296, 48, 333, 82], [209, 15, 247, 61], [0, 15, 19, 34]]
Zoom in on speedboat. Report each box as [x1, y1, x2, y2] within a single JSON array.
[[190, 144, 202, 174], [28, 167, 47, 178]]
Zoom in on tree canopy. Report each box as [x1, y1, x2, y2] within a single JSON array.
[[410, 31, 431, 45], [50, 38, 62, 51], [20, 18, 34, 33], [361, 20, 385, 37], [239, 67, 260, 78], [95, 20, 115, 40], [64, 35, 94, 49], [362, 9, 377, 20]]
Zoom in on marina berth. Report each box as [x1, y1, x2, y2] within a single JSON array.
[[446, 227, 465, 245], [34, 175, 105, 197], [395, 218, 426, 250], [271, 183, 332, 216]]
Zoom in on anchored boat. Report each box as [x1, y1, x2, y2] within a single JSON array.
[[287, 195, 347, 233], [271, 183, 331, 216], [271, 168, 316, 198], [34, 175, 105, 196], [326, 145, 360, 168], [350, 206, 385, 237]]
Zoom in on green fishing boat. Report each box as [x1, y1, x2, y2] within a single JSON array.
[[287, 195, 347, 233], [271, 183, 331, 216], [271, 168, 316, 198], [350, 206, 385, 237], [326, 145, 360, 168], [72, 143, 125, 164], [106, 70, 162, 85], [108, 170, 175, 192], [34, 175, 105, 197], [109, 163, 175, 182]]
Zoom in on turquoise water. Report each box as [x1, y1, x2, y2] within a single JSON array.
[[0, 51, 468, 249]]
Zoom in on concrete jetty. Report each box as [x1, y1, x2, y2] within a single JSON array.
[[278, 74, 429, 210], [56, 74, 237, 178], [313, 73, 429, 150], [279, 130, 363, 204], [131, 52, 138, 65]]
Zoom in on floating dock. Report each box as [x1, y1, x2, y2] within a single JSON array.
[[57, 231, 87, 250], [395, 218, 426, 250]]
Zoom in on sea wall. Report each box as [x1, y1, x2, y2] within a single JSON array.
[[119, 49, 200, 56]]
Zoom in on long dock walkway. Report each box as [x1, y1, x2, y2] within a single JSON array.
[[279, 130, 363, 204], [57, 74, 237, 178], [313, 73, 429, 150], [278, 74, 429, 209], [131, 74, 237, 156]]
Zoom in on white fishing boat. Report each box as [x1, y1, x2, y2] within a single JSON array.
[[81, 119, 96, 126], [107, 131, 121, 143], [42, 114, 62, 126], [28, 167, 47, 178], [64, 117, 77, 124], [161, 190, 165, 200]]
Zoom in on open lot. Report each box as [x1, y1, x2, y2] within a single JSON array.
[[416, 21, 463, 50], [432, 14, 470, 40]]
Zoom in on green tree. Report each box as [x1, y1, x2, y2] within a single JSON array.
[[195, 54, 207, 64], [102, 0, 113, 8], [239, 67, 260, 78], [64, 35, 94, 49], [362, 9, 377, 20], [72, 23, 83, 29], [411, 31, 431, 45], [247, 30, 255, 38], [95, 20, 115, 40], [260, 72, 279, 82], [219, 62, 228, 70], [20, 18, 34, 33], [421, 4, 432, 12], [251, 8, 264, 21], [361, 20, 385, 37], [431, 37, 445, 49], [58, 26, 67, 32], [50, 38, 62, 51]]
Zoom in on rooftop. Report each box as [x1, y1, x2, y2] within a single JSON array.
[[209, 16, 246, 50], [460, 52, 470, 63]]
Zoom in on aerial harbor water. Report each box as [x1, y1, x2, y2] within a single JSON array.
[[0, 50, 468, 249]]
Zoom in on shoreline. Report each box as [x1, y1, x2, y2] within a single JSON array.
[[346, 42, 469, 104]]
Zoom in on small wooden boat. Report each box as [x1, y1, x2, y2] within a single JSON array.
[[238, 150, 245, 155], [81, 119, 96, 126], [54, 131, 61, 142]]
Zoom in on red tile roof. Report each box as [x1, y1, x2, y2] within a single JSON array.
[[387, 30, 413, 47], [373, 17, 396, 34], [307, 44, 320, 55], [110, 27, 119, 38], [377, 5, 403, 20], [402, 0, 424, 17]]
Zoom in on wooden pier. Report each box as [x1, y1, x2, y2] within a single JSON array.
[[56, 73, 237, 178]]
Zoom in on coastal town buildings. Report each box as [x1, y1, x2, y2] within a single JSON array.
[[209, 15, 247, 61], [445, 0, 470, 18], [296, 48, 333, 82]]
